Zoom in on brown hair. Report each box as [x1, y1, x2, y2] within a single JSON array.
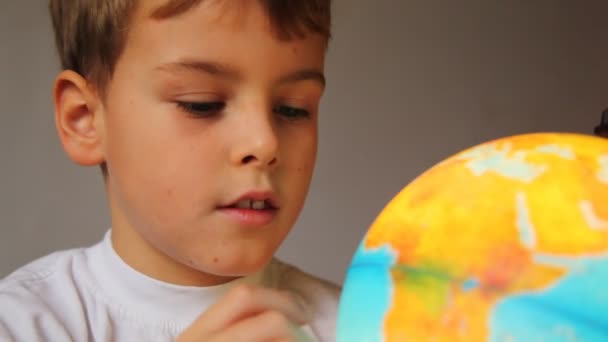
[[49, 0, 332, 94]]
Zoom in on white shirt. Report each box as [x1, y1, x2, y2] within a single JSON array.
[[0, 231, 340, 341]]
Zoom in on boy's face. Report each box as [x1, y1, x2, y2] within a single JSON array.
[[99, 1, 326, 285]]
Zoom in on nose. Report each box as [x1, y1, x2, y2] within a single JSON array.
[[230, 109, 279, 169]]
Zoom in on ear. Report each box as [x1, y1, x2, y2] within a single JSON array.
[[53, 70, 105, 166]]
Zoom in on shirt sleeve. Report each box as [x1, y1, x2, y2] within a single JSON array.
[[0, 287, 74, 341]]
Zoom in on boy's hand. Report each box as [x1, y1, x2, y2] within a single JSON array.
[[177, 284, 312, 342]]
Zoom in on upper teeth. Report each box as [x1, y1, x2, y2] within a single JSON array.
[[235, 200, 268, 209]]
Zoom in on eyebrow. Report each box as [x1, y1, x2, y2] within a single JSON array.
[[278, 69, 326, 88], [155, 60, 326, 87]]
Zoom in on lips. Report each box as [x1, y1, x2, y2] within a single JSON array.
[[221, 191, 279, 210], [233, 199, 274, 210], [218, 191, 279, 227]]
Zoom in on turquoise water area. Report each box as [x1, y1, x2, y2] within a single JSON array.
[[337, 243, 396, 342], [489, 254, 608, 341]]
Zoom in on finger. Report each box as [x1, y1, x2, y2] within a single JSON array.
[[211, 310, 296, 342], [212, 310, 314, 342], [186, 284, 311, 337]]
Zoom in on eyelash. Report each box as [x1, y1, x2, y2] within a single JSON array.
[[176, 101, 311, 120], [273, 105, 311, 120], [177, 101, 225, 118]]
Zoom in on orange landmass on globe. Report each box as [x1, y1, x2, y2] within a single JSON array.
[[363, 133, 608, 341]]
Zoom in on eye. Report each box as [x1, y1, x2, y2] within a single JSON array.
[[177, 101, 225, 118], [273, 105, 311, 120]]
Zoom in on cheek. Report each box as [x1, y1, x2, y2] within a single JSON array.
[[103, 102, 166, 170], [287, 132, 318, 186], [301, 130, 318, 172], [104, 113, 215, 221], [104, 98, 197, 183], [297, 153, 316, 178]]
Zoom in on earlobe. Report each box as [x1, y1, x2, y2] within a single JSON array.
[[53, 70, 105, 166]]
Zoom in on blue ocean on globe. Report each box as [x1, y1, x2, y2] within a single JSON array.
[[337, 243, 396, 342], [489, 253, 608, 341]]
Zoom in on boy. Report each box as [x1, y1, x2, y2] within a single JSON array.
[[0, 0, 340, 341]]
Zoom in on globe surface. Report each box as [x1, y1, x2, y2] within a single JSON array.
[[338, 133, 608, 341]]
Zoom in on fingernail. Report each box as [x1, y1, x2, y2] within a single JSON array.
[[290, 292, 313, 323], [289, 323, 314, 342]]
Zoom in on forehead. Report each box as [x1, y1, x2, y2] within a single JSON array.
[[140, 0, 225, 18], [129, 0, 326, 52], [115, 0, 326, 81], [137, 0, 253, 26], [129, 2, 269, 54], [135, 0, 328, 43]]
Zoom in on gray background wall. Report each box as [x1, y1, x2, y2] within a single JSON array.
[[1, 1, 606, 285]]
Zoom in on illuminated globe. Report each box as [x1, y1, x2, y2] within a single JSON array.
[[337, 133, 608, 341]]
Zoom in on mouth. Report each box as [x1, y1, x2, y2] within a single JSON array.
[[229, 199, 277, 210], [220, 191, 279, 211], [218, 191, 279, 226]]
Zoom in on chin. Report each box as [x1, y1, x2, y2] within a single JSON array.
[[207, 252, 274, 277]]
